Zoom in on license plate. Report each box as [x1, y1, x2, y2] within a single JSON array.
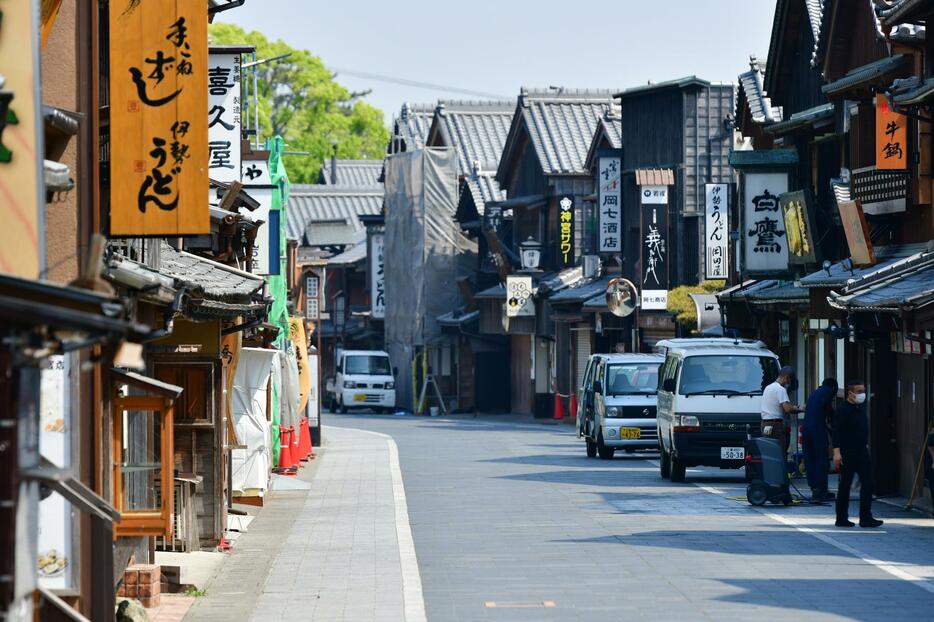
[[619, 427, 641, 439], [353, 394, 367, 402], [721, 446, 745, 460]]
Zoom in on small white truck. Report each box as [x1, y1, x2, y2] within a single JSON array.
[[325, 350, 397, 413]]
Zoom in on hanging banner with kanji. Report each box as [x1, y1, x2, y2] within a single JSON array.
[[640, 194, 668, 311], [557, 196, 575, 268], [207, 48, 243, 185], [109, 0, 208, 236], [597, 154, 622, 253], [741, 172, 789, 275], [875, 94, 907, 171], [704, 183, 729, 279]]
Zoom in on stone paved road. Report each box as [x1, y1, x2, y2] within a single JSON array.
[[334, 413, 934, 622]]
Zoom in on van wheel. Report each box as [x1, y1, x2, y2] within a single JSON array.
[[597, 432, 615, 460], [660, 446, 671, 479], [585, 436, 597, 458], [670, 452, 686, 482]]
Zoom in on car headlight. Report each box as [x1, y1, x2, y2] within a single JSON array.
[[677, 415, 699, 427], [386, 381, 394, 389], [343, 381, 356, 388], [606, 406, 620, 417]]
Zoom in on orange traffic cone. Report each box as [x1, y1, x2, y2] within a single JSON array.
[[274, 426, 296, 475], [289, 425, 302, 466], [570, 393, 578, 422], [553, 393, 565, 420], [298, 417, 314, 460]]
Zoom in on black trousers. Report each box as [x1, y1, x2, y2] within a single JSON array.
[[803, 426, 829, 491], [836, 448, 874, 521]]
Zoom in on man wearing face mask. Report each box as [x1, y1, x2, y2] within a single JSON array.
[[832, 380, 883, 528]]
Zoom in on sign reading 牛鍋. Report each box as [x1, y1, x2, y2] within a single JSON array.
[[704, 184, 729, 279], [207, 50, 242, 184], [597, 156, 622, 253], [742, 172, 789, 275], [875, 94, 907, 171], [109, 0, 208, 236]]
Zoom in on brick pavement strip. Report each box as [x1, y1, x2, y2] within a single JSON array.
[[186, 427, 424, 622]]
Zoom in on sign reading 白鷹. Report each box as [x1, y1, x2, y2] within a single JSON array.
[[370, 233, 386, 319], [597, 156, 622, 253], [109, 0, 208, 236], [558, 196, 575, 267], [505, 275, 534, 317], [742, 172, 789, 274], [704, 183, 729, 279], [207, 49, 242, 184], [640, 191, 668, 311]]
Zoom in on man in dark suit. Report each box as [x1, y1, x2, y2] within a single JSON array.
[[833, 380, 883, 528], [804, 378, 837, 502]]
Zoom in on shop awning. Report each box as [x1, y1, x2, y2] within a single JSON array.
[[828, 249, 934, 312], [635, 169, 675, 186], [799, 244, 928, 288], [822, 55, 911, 98]]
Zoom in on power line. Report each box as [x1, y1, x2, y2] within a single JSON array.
[[327, 66, 510, 100]]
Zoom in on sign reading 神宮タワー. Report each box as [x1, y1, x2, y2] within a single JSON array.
[[742, 172, 789, 275], [558, 196, 575, 268], [704, 183, 729, 279], [109, 0, 208, 236], [207, 48, 243, 184], [640, 190, 668, 311], [875, 94, 907, 171], [597, 155, 622, 253]]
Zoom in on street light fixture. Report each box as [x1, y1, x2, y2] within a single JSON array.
[[519, 236, 541, 271]]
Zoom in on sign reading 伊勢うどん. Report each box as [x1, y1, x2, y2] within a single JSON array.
[[704, 184, 729, 279]]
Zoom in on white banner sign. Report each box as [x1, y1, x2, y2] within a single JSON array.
[[207, 52, 242, 183], [307, 354, 319, 427], [742, 173, 789, 274], [597, 156, 622, 252], [505, 275, 534, 317], [705, 183, 729, 279], [240, 186, 274, 275], [241, 159, 270, 185], [640, 185, 668, 204], [371, 233, 386, 319]]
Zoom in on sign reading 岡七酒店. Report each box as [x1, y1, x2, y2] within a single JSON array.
[[640, 189, 668, 311], [109, 0, 208, 236], [558, 196, 575, 267], [876, 94, 907, 171], [0, 0, 44, 277], [207, 49, 242, 185], [704, 183, 729, 279], [597, 155, 622, 253], [370, 233, 386, 319], [742, 172, 789, 275]]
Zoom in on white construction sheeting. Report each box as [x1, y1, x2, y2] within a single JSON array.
[[231, 348, 277, 496]]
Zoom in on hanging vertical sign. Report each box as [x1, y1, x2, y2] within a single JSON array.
[[779, 189, 820, 266], [370, 233, 386, 319], [109, 0, 208, 236], [239, 185, 274, 275], [207, 49, 242, 183], [704, 183, 729, 279], [875, 94, 907, 171], [742, 172, 789, 274], [0, 0, 44, 277], [505, 275, 534, 317], [597, 155, 622, 253], [241, 159, 270, 185], [558, 196, 575, 267], [640, 193, 669, 310]]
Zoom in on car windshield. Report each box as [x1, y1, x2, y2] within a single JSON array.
[[606, 363, 660, 395], [679, 355, 778, 396], [345, 355, 392, 376]]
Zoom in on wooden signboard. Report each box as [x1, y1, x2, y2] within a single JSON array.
[[109, 0, 208, 236], [875, 94, 907, 171], [837, 200, 876, 266]]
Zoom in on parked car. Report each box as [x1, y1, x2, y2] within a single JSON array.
[[577, 353, 664, 460], [654, 338, 780, 482], [326, 350, 396, 413]]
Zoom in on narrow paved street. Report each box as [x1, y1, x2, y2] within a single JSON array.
[[190, 414, 934, 622]]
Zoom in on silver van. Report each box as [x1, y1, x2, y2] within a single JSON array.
[[577, 353, 664, 459]]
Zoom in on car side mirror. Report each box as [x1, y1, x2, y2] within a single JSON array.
[[593, 381, 603, 394], [663, 378, 676, 392]]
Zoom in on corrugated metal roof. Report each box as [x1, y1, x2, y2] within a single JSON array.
[[431, 100, 514, 175], [318, 159, 383, 186], [736, 55, 782, 124], [286, 184, 383, 241], [800, 244, 928, 287], [635, 169, 675, 186], [499, 88, 620, 181]]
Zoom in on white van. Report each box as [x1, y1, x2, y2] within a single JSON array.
[[577, 353, 664, 459], [327, 350, 396, 413], [655, 339, 780, 482]]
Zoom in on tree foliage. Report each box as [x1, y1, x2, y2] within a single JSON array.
[[208, 23, 389, 184], [666, 280, 726, 330]]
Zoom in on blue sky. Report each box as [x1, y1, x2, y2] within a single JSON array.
[[218, 0, 777, 124]]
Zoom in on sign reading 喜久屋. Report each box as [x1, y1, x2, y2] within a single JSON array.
[[742, 172, 789, 275], [597, 156, 622, 253], [109, 0, 208, 236], [558, 196, 575, 268], [207, 50, 242, 184], [371, 233, 386, 319], [640, 189, 668, 311], [704, 183, 729, 279]]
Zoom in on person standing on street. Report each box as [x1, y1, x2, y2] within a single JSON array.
[[804, 378, 838, 502], [760, 366, 799, 455], [833, 380, 883, 528]]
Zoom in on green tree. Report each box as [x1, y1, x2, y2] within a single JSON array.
[[209, 23, 389, 183]]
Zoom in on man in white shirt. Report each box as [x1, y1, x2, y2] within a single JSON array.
[[761, 366, 800, 453]]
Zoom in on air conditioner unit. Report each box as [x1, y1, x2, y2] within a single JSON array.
[[582, 255, 601, 279]]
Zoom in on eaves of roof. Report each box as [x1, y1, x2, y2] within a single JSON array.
[[613, 75, 710, 99], [799, 244, 928, 288], [764, 103, 834, 135], [729, 149, 799, 169], [430, 100, 514, 176], [877, 0, 934, 27], [892, 76, 934, 106], [821, 54, 910, 97], [828, 251, 934, 311]]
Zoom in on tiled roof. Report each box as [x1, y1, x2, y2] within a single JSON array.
[[584, 113, 623, 171], [736, 56, 781, 124], [286, 184, 383, 241], [806, 0, 825, 66], [158, 242, 265, 301], [498, 88, 620, 182], [318, 159, 382, 186], [614, 76, 710, 99], [717, 279, 807, 305], [327, 238, 367, 266], [800, 244, 928, 287], [829, 248, 934, 310], [821, 54, 911, 97], [430, 100, 514, 175], [465, 175, 506, 215], [387, 102, 435, 154], [548, 275, 613, 304]]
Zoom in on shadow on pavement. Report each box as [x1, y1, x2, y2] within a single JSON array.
[[556, 530, 849, 557]]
